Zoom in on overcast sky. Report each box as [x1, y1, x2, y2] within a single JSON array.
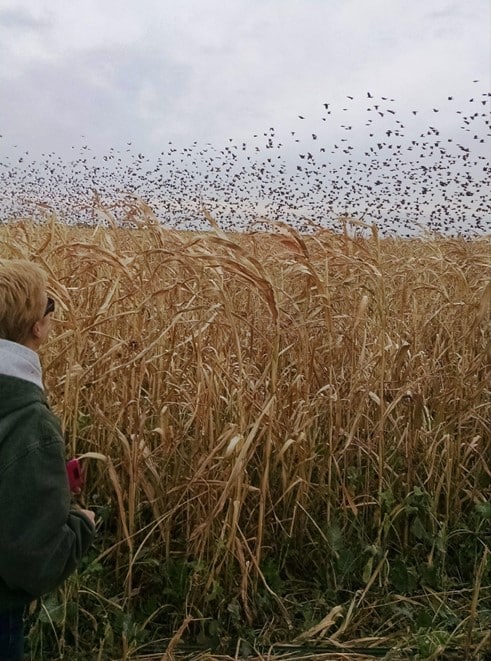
[[0, 0, 489, 235], [0, 0, 489, 158]]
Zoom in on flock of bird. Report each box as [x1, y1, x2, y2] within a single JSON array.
[[1, 83, 490, 237]]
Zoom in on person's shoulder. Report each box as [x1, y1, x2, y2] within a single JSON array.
[[22, 396, 63, 441], [1, 387, 63, 447], [0, 374, 47, 410], [0, 402, 63, 478], [38, 405, 63, 443]]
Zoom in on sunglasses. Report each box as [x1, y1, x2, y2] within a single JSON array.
[[44, 296, 55, 316]]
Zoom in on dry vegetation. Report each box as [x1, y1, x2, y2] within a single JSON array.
[[1, 215, 490, 661]]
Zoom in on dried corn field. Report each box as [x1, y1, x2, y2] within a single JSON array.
[[1, 217, 490, 661]]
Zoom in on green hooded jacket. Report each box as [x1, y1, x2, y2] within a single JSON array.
[[0, 374, 94, 612]]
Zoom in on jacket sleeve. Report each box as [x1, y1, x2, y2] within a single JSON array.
[[0, 411, 95, 598]]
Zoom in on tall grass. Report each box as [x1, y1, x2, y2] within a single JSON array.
[[1, 215, 490, 660]]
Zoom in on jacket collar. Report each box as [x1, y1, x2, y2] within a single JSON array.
[[0, 339, 44, 390]]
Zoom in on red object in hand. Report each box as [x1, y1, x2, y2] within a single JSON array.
[[66, 458, 84, 493]]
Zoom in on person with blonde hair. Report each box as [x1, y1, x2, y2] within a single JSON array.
[[0, 259, 95, 661]]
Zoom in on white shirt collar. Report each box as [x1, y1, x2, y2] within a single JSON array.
[[0, 339, 44, 390]]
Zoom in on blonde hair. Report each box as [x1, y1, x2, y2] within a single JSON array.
[[0, 259, 48, 343]]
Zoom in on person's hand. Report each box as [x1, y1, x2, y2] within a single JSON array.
[[79, 508, 96, 529]]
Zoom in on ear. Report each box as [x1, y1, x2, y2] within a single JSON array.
[[31, 320, 43, 339]]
